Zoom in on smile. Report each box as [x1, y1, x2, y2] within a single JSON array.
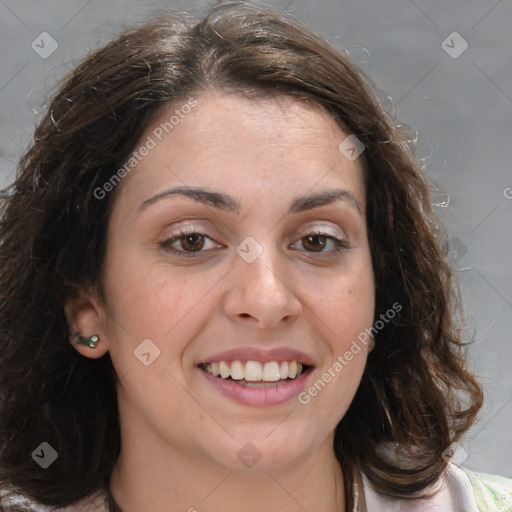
[[200, 360, 309, 383], [198, 359, 314, 406]]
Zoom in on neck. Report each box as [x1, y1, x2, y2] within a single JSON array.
[[109, 417, 346, 512]]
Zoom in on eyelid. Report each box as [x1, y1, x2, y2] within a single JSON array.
[[158, 222, 351, 260], [164, 221, 348, 244], [296, 223, 348, 240]]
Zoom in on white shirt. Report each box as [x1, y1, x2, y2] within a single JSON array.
[[361, 463, 512, 512]]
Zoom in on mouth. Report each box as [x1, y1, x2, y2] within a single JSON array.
[[198, 360, 313, 388], [196, 347, 315, 406]]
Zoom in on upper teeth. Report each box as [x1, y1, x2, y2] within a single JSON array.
[[203, 360, 304, 381]]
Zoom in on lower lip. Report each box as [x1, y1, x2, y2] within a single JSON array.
[[199, 368, 312, 406]]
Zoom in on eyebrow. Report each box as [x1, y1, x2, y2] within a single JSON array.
[[138, 186, 362, 216]]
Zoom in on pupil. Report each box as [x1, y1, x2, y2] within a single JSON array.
[[182, 234, 203, 252], [304, 235, 325, 252]]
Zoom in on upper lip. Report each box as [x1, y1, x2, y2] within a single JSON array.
[[197, 346, 316, 366]]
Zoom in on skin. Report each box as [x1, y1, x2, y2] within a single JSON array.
[[66, 90, 375, 512]]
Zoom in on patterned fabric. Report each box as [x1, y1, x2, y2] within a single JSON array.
[[462, 468, 512, 512], [0, 488, 107, 511]]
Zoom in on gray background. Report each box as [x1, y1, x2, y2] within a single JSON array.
[[1, 0, 511, 477]]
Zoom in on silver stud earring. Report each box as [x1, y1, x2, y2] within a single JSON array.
[[76, 334, 100, 349]]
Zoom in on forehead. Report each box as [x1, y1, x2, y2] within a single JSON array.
[[112, 90, 366, 217]]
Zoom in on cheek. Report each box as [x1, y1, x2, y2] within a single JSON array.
[[101, 252, 218, 374], [333, 283, 375, 345], [103, 250, 194, 330], [100, 254, 162, 345], [300, 257, 374, 416], [299, 280, 374, 431], [320, 281, 374, 383], [306, 263, 375, 350]]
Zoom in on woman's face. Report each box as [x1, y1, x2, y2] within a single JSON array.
[[79, 90, 375, 472]]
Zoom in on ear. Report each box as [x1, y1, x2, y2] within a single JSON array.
[[64, 288, 109, 359]]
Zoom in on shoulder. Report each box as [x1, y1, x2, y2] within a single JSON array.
[[460, 466, 512, 512], [360, 463, 512, 512]]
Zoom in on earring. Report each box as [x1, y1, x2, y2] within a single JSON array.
[[76, 334, 100, 349]]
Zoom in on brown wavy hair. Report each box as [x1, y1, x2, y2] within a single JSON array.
[[0, 2, 483, 510]]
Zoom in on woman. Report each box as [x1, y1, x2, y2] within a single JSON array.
[[0, 2, 510, 511]]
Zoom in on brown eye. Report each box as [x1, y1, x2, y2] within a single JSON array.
[[302, 234, 328, 252], [291, 230, 350, 256], [179, 233, 206, 252], [159, 230, 223, 258]]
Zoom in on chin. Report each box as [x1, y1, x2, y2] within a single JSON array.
[[209, 430, 320, 472]]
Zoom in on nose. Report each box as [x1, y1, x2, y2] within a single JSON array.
[[222, 241, 303, 329]]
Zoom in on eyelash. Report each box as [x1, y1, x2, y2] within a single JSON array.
[[158, 227, 350, 259]]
